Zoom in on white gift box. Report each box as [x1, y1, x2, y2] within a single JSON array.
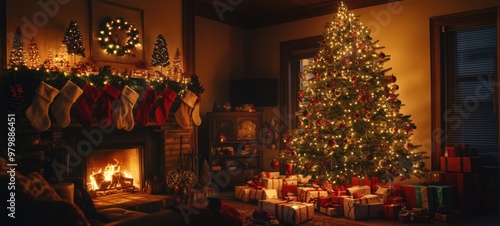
[[343, 195, 383, 220], [347, 185, 371, 196], [235, 185, 251, 202], [249, 188, 278, 200], [261, 178, 284, 197], [375, 187, 389, 204], [297, 187, 327, 203], [258, 199, 314, 225]]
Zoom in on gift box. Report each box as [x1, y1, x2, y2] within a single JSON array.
[[283, 181, 298, 196], [250, 189, 278, 200], [235, 185, 251, 202], [411, 207, 428, 216], [297, 187, 328, 203], [402, 185, 432, 211], [258, 199, 314, 225], [386, 196, 404, 205], [347, 185, 371, 196], [434, 213, 455, 222], [442, 173, 480, 214], [445, 144, 478, 157], [383, 204, 402, 220], [440, 156, 481, 172], [261, 171, 280, 178], [351, 177, 372, 187], [375, 187, 389, 204], [427, 185, 455, 215], [319, 204, 343, 216], [315, 195, 349, 211], [261, 178, 284, 197], [343, 195, 383, 220]]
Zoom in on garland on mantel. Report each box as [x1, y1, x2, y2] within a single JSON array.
[[0, 64, 205, 119]]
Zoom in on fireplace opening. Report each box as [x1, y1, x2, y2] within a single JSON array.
[[85, 147, 142, 196]]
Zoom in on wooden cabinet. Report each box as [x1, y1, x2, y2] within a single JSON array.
[[207, 112, 262, 187]]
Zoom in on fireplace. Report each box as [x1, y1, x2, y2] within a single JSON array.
[[85, 147, 143, 195]]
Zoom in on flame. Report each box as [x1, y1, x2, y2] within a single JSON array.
[[89, 159, 134, 191]]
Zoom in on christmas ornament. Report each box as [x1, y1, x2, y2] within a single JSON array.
[[98, 16, 141, 56], [73, 83, 101, 128], [112, 85, 139, 131], [94, 83, 121, 128], [155, 87, 177, 125], [25, 82, 59, 131], [270, 159, 280, 169], [51, 80, 83, 128], [285, 162, 293, 177]]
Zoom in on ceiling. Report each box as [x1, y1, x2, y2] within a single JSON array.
[[194, 0, 397, 29]]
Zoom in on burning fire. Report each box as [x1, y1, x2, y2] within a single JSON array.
[[89, 159, 135, 191]]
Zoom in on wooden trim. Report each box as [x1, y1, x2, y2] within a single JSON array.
[[429, 7, 498, 171], [195, 0, 399, 29], [0, 0, 6, 69], [183, 0, 195, 76], [279, 35, 322, 149]]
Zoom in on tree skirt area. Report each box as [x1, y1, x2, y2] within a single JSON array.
[[220, 198, 367, 226]]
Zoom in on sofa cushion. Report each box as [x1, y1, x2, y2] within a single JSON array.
[[17, 171, 62, 201], [74, 185, 112, 223]]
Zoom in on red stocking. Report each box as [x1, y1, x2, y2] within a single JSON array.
[[94, 83, 121, 128], [134, 87, 157, 126], [73, 83, 101, 128], [155, 87, 177, 125]]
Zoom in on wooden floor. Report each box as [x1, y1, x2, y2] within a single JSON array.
[[214, 190, 500, 226]]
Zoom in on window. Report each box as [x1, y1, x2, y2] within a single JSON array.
[[430, 8, 499, 169]]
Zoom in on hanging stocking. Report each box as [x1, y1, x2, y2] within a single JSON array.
[[134, 87, 157, 126], [192, 95, 202, 126], [94, 83, 121, 128], [25, 81, 59, 131], [155, 87, 177, 125], [73, 83, 101, 128], [112, 85, 139, 131], [175, 89, 198, 129], [51, 80, 83, 128]]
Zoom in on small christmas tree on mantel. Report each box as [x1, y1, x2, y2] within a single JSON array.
[[151, 34, 170, 73], [9, 26, 26, 67], [281, 2, 428, 184]]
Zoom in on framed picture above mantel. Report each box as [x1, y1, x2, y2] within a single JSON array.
[[88, 0, 145, 64]]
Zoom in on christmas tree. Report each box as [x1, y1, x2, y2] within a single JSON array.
[[281, 2, 428, 184], [168, 48, 184, 81], [27, 37, 41, 69], [151, 34, 170, 69], [62, 20, 86, 58], [9, 26, 26, 67]]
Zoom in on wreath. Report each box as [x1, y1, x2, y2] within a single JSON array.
[[98, 16, 141, 56]]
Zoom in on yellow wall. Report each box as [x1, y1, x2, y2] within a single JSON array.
[[195, 0, 499, 181], [6, 0, 182, 71]]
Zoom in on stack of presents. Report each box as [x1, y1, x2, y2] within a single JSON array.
[[233, 144, 487, 225]]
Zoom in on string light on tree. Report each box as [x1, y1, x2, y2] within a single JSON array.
[[62, 20, 86, 63], [9, 26, 27, 68], [27, 37, 41, 69], [280, 2, 428, 185], [151, 34, 170, 73]]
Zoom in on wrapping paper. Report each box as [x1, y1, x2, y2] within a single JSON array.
[[258, 199, 314, 225], [402, 185, 432, 211], [427, 185, 455, 215], [440, 157, 481, 172], [318, 204, 343, 216], [283, 181, 298, 196], [442, 173, 480, 214], [351, 177, 372, 187], [386, 196, 404, 205], [343, 196, 383, 220], [347, 185, 371, 196], [261, 171, 280, 178], [375, 187, 389, 204], [235, 185, 251, 202], [383, 204, 402, 220], [249, 189, 278, 200], [297, 187, 327, 203], [261, 178, 284, 197]]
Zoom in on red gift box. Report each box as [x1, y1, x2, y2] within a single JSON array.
[[283, 181, 297, 197], [401, 185, 432, 210], [440, 157, 481, 172], [383, 204, 402, 220], [386, 196, 404, 204], [351, 177, 372, 187], [442, 173, 480, 214], [445, 144, 478, 157]]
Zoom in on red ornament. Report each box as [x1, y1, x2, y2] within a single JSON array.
[[354, 112, 361, 120], [328, 139, 336, 147], [285, 163, 293, 177], [366, 152, 374, 161], [316, 119, 323, 126], [399, 176, 405, 181], [379, 52, 386, 59], [303, 110, 310, 117], [270, 159, 280, 169], [388, 75, 397, 83], [291, 151, 297, 157]]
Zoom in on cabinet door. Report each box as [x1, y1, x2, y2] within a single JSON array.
[[212, 117, 235, 141], [236, 117, 259, 140]]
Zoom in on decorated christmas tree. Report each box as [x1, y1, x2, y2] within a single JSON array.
[[27, 37, 41, 69], [168, 48, 184, 81], [151, 34, 170, 69], [281, 2, 428, 184], [9, 26, 26, 67], [62, 20, 86, 58]]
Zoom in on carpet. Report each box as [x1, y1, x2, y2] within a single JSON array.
[[221, 198, 366, 226]]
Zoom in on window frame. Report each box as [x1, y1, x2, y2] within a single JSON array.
[[430, 7, 500, 170]]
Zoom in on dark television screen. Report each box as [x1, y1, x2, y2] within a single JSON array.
[[230, 78, 278, 107]]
